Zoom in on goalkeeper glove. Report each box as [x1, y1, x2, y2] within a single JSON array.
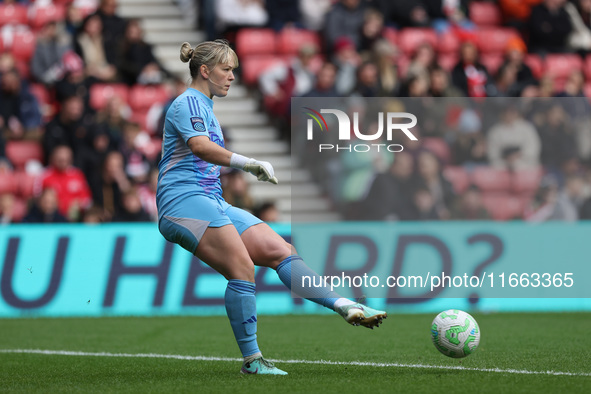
[[230, 153, 278, 184]]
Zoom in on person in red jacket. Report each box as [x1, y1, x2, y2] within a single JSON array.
[[39, 145, 92, 221]]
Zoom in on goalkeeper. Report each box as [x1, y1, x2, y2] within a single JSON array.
[[157, 39, 386, 376]]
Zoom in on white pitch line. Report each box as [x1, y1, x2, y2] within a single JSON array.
[[1, 349, 590, 378]]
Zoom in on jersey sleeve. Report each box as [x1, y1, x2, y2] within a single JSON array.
[[172, 95, 211, 143]]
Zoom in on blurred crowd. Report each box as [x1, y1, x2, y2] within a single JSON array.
[[3, 0, 591, 224], [206, 0, 591, 222]]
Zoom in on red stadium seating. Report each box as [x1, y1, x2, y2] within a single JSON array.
[[240, 55, 286, 86], [443, 166, 470, 194], [473, 28, 520, 54], [28, 4, 67, 31], [511, 167, 543, 196], [470, 167, 512, 192], [422, 137, 451, 164], [14, 170, 38, 199], [0, 171, 17, 195], [397, 28, 438, 55], [10, 29, 36, 62], [480, 53, 504, 76], [128, 84, 169, 111], [89, 83, 129, 111], [0, 4, 28, 26], [438, 53, 459, 71], [437, 30, 460, 54], [481, 193, 524, 221], [469, 2, 502, 27], [276, 28, 321, 55], [5, 141, 44, 170], [235, 28, 276, 58], [544, 54, 583, 83], [524, 54, 543, 79]]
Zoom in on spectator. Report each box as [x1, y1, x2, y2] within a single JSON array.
[[362, 151, 417, 220], [537, 103, 577, 174], [137, 167, 158, 221], [423, 0, 473, 33], [54, 51, 93, 113], [492, 62, 521, 97], [495, 37, 536, 96], [265, 0, 302, 31], [22, 187, 69, 223], [565, 0, 591, 54], [415, 150, 455, 219], [353, 61, 380, 97], [359, 8, 386, 53], [94, 150, 131, 220], [215, 0, 268, 36], [42, 95, 87, 162], [113, 188, 151, 222], [555, 70, 591, 119], [331, 37, 361, 95], [300, 0, 333, 31], [527, 0, 572, 54], [81, 205, 105, 223], [429, 66, 463, 97], [451, 41, 492, 97], [78, 126, 113, 200], [0, 69, 43, 139], [406, 42, 438, 82], [524, 175, 578, 221], [374, 0, 429, 28], [93, 95, 131, 149], [259, 44, 317, 121], [95, 0, 128, 66], [31, 21, 73, 86], [450, 185, 491, 220], [253, 201, 279, 222], [221, 169, 255, 211], [324, 0, 367, 51], [372, 39, 400, 96], [0, 193, 18, 224], [65, 2, 85, 38], [75, 13, 118, 82], [487, 105, 541, 170], [39, 145, 92, 221], [451, 108, 488, 166], [407, 186, 442, 220], [303, 62, 339, 97], [120, 121, 151, 183], [117, 19, 168, 86], [499, 0, 542, 31]]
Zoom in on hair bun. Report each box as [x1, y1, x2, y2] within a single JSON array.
[[180, 42, 193, 63]]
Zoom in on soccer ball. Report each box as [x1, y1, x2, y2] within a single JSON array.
[[431, 309, 480, 358]]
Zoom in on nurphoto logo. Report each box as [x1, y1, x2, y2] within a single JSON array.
[[304, 107, 418, 153]]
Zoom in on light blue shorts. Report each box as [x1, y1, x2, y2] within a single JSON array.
[[158, 193, 262, 254]]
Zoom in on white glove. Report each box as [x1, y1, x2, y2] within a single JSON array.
[[230, 154, 278, 184]]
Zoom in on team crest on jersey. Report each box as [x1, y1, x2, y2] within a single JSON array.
[[191, 117, 206, 132]]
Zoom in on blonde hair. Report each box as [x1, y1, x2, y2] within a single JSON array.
[[180, 39, 238, 80]]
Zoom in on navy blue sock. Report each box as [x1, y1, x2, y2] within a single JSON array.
[[276, 255, 340, 309], [225, 280, 260, 357]]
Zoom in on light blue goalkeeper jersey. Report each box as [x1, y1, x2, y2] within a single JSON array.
[[157, 88, 224, 220]]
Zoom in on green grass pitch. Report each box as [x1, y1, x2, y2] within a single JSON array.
[[1, 312, 590, 393]]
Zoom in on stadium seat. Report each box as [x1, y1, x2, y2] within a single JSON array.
[[276, 28, 321, 55], [10, 29, 36, 62], [469, 2, 502, 27], [89, 83, 129, 111], [0, 4, 28, 26], [128, 84, 169, 111], [235, 28, 276, 58], [397, 28, 438, 55], [0, 171, 17, 195], [29, 83, 56, 122], [443, 166, 470, 194], [544, 54, 583, 83], [382, 27, 398, 48], [473, 28, 520, 54], [422, 137, 451, 164], [438, 53, 459, 71], [511, 167, 543, 196], [5, 141, 44, 170], [480, 53, 504, 76], [14, 170, 38, 199], [28, 4, 66, 31], [240, 55, 286, 86], [524, 54, 543, 80], [436, 30, 460, 55], [470, 167, 512, 192], [481, 193, 524, 221]]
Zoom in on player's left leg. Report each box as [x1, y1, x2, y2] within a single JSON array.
[[235, 219, 387, 329]]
